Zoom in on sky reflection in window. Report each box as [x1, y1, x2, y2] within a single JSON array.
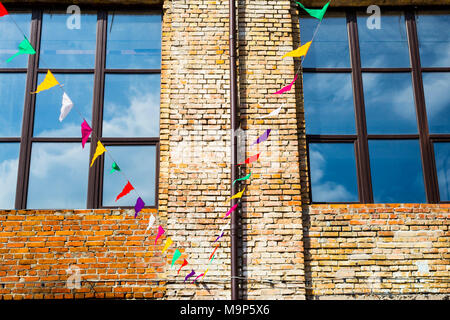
[[435, 143, 450, 201], [369, 140, 426, 203], [103, 74, 160, 137], [363, 73, 417, 134], [107, 13, 161, 69], [0, 73, 26, 137], [304, 73, 355, 134], [358, 13, 410, 68], [309, 143, 358, 202], [0, 143, 20, 209], [423, 72, 450, 134], [27, 143, 89, 209], [417, 12, 450, 67], [40, 13, 97, 69]]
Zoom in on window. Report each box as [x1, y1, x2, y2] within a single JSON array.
[[303, 8, 450, 203], [0, 8, 161, 209]]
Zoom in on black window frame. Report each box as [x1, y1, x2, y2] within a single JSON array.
[[304, 6, 450, 204], [0, 4, 162, 210]]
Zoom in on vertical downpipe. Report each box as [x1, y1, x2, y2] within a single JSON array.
[[229, 0, 240, 300]]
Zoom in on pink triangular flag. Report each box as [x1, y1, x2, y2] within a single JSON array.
[[223, 203, 238, 219], [81, 120, 92, 149], [273, 74, 298, 94], [155, 225, 165, 245]]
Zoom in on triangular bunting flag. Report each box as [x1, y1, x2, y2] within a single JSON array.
[[251, 129, 271, 146], [110, 162, 121, 174], [282, 41, 312, 59], [297, 1, 330, 21], [184, 270, 195, 283], [273, 75, 298, 95], [81, 120, 92, 149], [230, 187, 246, 201], [194, 273, 204, 283], [259, 105, 283, 119], [146, 214, 155, 231], [115, 181, 134, 202], [223, 203, 238, 219], [90, 141, 106, 167], [209, 244, 219, 260], [238, 153, 260, 165], [171, 249, 182, 268], [59, 92, 73, 122], [162, 237, 173, 254], [155, 226, 165, 245], [7, 37, 36, 63], [232, 171, 252, 185], [177, 259, 188, 274], [134, 197, 145, 218], [32, 70, 59, 94], [0, 2, 9, 17]]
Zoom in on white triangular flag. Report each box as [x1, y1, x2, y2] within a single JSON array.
[[146, 214, 155, 231], [59, 92, 74, 122], [259, 105, 283, 119]]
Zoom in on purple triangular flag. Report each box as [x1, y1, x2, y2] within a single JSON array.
[[251, 129, 271, 146], [134, 197, 145, 218], [184, 269, 196, 283], [214, 232, 224, 243]]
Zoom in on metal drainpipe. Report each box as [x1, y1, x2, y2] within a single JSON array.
[[229, 0, 240, 300]]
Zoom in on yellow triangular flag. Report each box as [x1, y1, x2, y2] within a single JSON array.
[[32, 70, 59, 94], [282, 41, 312, 59], [229, 186, 246, 201], [90, 141, 107, 167], [161, 237, 173, 254]]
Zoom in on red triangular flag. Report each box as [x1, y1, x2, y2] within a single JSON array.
[[115, 181, 134, 202], [177, 259, 188, 274], [238, 153, 260, 165], [209, 244, 219, 260], [0, 2, 8, 17]]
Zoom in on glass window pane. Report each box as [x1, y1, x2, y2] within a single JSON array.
[[417, 12, 450, 67], [103, 74, 160, 137], [300, 14, 350, 68], [363, 73, 417, 134], [304, 73, 355, 134], [103, 146, 156, 207], [27, 143, 89, 209], [309, 143, 358, 202], [0, 73, 27, 137], [0, 13, 31, 68], [106, 13, 161, 69], [34, 73, 94, 137], [357, 13, 410, 68], [435, 143, 450, 201], [369, 140, 426, 203], [40, 13, 97, 69], [0, 143, 20, 209], [423, 72, 450, 134]]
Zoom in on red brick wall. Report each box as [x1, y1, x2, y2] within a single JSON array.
[[0, 209, 167, 300], [304, 204, 450, 299]]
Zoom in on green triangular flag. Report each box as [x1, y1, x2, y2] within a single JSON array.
[[297, 1, 330, 21], [232, 171, 252, 185], [110, 162, 121, 174], [6, 37, 36, 63], [171, 249, 182, 268]]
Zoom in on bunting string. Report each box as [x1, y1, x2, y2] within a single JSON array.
[[0, 0, 333, 285]]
